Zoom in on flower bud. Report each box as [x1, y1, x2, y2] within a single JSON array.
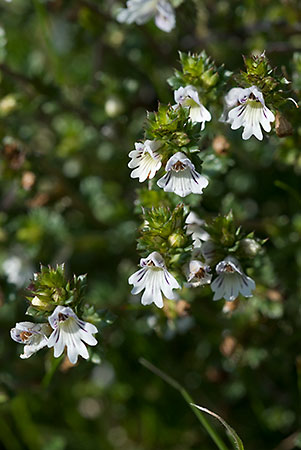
[[201, 69, 219, 87], [31, 296, 52, 311], [238, 238, 261, 257], [172, 131, 190, 146], [168, 232, 186, 248]]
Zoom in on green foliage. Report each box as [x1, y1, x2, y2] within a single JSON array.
[[167, 51, 228, 101], [203, 212, 264, 267], [138, 204, 190, 272], [145, 103, 200, 157], [235, 53, 291, 108], [26, 264, 88, 316]]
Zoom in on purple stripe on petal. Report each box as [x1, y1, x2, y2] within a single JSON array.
[[237, 105, 246, 117], [137, 270, 147, 283], [164, 271, 170, 285]]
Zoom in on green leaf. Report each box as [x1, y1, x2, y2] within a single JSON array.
[[191, 404, 244, 450]]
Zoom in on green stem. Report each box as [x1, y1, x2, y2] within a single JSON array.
[[42, 354, 64, 388], [139, 358, 229, 450]]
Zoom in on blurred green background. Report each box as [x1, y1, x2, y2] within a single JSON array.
[[0, 0, 301, 449]]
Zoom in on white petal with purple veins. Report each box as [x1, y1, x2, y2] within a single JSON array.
[[211, 256, 255, 301], [157, 152, 208, 197], [128, 251, 180, 308], [47, 306, 98, 364]]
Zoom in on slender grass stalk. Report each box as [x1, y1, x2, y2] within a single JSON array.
[[191, 404, 244, 450], [139, 358, 229, 450]]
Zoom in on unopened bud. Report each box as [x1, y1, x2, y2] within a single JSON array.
[[168, 232, 186, 248], [239, 238, 261, 257], [31, 296, 52, 311], [173, 132, 190, 147], [201, 69, 219, 87]]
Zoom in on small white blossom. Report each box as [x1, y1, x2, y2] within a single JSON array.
[[10, 322, 49, 359], [157, 152, 208, 197], [128, 140, 162, 182], [128, 251, 180, 308], [211, 256, 255, 301], [185, 212, 210, 248], [174, 85, 211, 129], [220, 87, 246, 123], [117, 0, 175, 32], [186, 260, 212, 288], [47, 306, 98, 365], [226, 85, 275, 140]]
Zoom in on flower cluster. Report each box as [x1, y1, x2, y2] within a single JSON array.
[[128, 84, 212, 198], [127, 51, 287, 311], [128, 209, 260, 308], [10, 265, 100, 364]]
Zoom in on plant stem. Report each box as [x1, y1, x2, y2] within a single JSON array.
[[139, 358, 229, 450], [42, 355, 64, 388]]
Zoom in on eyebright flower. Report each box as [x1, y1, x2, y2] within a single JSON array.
[[185, 212, 210, 248], [186, 260, 212, 288], [211, 256, 255, 301], [174, 85, 211, 129], [226, 86, 275, 140], [220, 87, 246, 123], [47, 306, 98, 365], [157, 152, 208, 197], [128, 251, 180, 308], [117, 0, 175, 33], [128, 140, 162, 182], [10, 322, 49, 359]]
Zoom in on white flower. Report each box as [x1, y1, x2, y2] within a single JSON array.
[[128, 140, 162, 182], [220, 87, 246, 123], [117, 0, 175, 32], [185, 211, 210, 248], [128, 251, 180, 308], [157, 152, 208, 197], [186, 260, 212, 288], [174, 85, 211, 129], [47, 306, 98, 365], [211, 256, 255, 301], [10, 322, 49, 359], [154, 0, 175, 32], [226, 85, 275, 140]]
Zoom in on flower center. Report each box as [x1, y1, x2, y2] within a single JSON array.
[[58, 313, 69, 322], [172, 161, 186, 172], [224, 264, 235, 273], [20, 331, 32, 342], [195, 268, 205, 279], [247, 93, 262, 108]]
